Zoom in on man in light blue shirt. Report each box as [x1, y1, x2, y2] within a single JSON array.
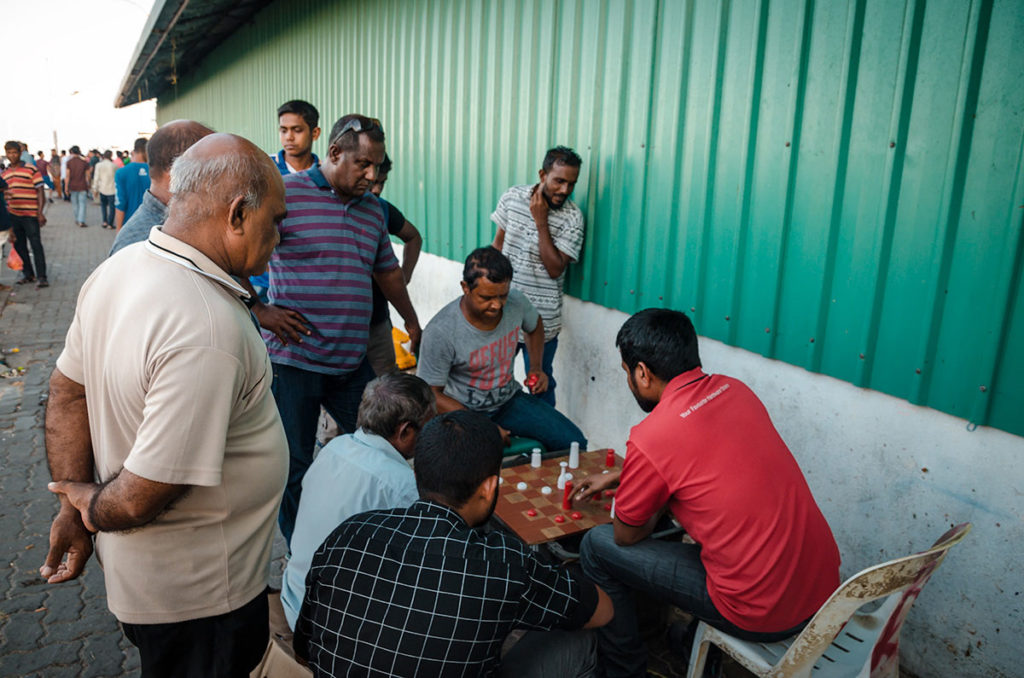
[[281, 372, 436, 629]]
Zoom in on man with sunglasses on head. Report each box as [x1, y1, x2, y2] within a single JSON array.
[[244, 114, 421, 546]]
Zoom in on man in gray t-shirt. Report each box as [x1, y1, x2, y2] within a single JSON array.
[[418, 247, 586, 452]]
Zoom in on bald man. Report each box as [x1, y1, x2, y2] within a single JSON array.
[[110, 119, 214, 256], [42, 134, 288, 678]]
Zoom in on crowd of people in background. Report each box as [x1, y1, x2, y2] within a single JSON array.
[[19, 98, 841, 678]]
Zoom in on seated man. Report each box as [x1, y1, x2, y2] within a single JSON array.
[[576, 308, 841, 677], [417, 246, 586, 451], [295, 410, 613, 677], [280, 372, 436, 630]]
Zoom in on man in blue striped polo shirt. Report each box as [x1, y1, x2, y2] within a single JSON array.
[[249, 114, 421, 545]]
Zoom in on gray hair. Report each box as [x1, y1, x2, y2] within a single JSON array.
[[169, 150, 271, 212], [357, 373, 436, 439]]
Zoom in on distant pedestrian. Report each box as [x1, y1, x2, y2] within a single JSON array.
[[93, 151, 117, 228], [20, 142, 34, 166], [35, 151, 54, 201], [0, 175, 14, 288], [49, 149, 61, 199], [65, 146, 91, 227], [114, 138, 150, 228], [2, 141, 48, 287], [113, 151, 125, 168], [59, 150, 70, 201], [42, 133, 288, 678], [109, 120, 214, 255]]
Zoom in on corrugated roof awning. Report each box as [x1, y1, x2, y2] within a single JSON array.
[[115, 0, 276, 108]]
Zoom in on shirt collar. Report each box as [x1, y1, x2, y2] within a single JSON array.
[[412, 499, 468, 527], [144, 226, 247, 297], [666, 367, 709, 392], [305, 164, 375, 205], [275, 149, 321, 176], [353, 428, 409, 466]]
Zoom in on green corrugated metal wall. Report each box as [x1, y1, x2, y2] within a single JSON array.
[[156, 0, 1024, 437]]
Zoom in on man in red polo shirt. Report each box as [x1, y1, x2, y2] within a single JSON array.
[[2, 140, 48, 287], [577, 308, 840, 677]]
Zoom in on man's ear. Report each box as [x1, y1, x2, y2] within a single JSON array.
[[538, 168, 546, 183], [312, 127, 321, 142], [227, 195, 246, 235], [480, 475, 498, 501], [327, 143, 342, 163], [460, 280, 470, 295], [634, 361, 653, 389]]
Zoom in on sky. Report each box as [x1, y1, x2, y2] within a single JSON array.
[[2, 0, 159, 155]]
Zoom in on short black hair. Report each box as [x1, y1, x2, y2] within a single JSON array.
[[463, 246, 513, 289], [102, 150, 112, 159], [379, 153, 392, 175], [277, 99, 320, 131], [414, 411, 503, 508], [147, 121, 214, 176], [133, 138, 148, 153], [542, 146, 583, 173], [616, 308, 702, 381], [69, 145, 81, 155], [327, 114, 385, 153], [4, 141, 19, 152]]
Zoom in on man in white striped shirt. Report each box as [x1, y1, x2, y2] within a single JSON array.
[[491, 147, 585, 407]]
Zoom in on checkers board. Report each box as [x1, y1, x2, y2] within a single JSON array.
[[493, 449, 617, 545]]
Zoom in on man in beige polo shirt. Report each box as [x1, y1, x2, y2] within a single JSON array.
[[40, 133, 288, 678]]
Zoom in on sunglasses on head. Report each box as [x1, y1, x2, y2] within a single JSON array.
[[337, 117, 384, 138]]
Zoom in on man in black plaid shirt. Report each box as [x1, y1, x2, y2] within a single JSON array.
[[295, 410, 612, 677]]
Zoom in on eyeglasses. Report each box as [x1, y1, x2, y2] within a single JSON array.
[[336, 117, 384, 138]]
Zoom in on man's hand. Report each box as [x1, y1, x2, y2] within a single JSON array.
[[38, 213, 46, 227], [253, 304, 311, 345], [405, 320, 421, 353], [529, 184, 549, 227], [48, 481, 100, 532], [497, 424, 512, 447], [40, 506, 94, 583], [524, 370, 548, 395], [574, 469, 621, 501]]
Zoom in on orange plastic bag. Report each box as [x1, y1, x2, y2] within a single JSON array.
[[6, 247, 22, 271]]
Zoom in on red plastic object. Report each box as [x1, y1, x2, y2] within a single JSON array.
[[562, 481, 574, 511], [526, 509, 537, 517], [525, 374, 539, 388], [554, 515, 565, 523], [605, 449, 616, 467], [570, 511, 583, 520], [603, 503, 612, 512]]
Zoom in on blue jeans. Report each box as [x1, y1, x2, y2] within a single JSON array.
[[519, 337, 558, 407], [100, 193, 116, 225], [579, 526, 803, 677], [489, 390, 586, 452], [70, 190, 88, 224], [9, 215, 46, 280], [271, 360, 376, 545]]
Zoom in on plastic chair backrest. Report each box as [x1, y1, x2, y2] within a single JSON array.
[[771, 522, 972, 677]]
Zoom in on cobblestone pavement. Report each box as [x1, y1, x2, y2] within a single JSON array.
[[0, 198, 288, 678]]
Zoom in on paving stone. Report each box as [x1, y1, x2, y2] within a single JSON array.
[[43, 585, 85, 625], [0, 640, 80, 674], [1, 610, 45, 650], [80, 633, 129, 678]]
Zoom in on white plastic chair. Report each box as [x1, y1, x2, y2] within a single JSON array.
[[686, 522, 971, 678]]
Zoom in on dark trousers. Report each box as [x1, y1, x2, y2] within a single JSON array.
[[100, 193, 116, 225], [271, 359, 376, 544], [121, 590, 268, 678], [10, 215, 46, 280], [519, 337, 559, 407]]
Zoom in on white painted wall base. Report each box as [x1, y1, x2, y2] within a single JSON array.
[[396, 251, 1022, 678]]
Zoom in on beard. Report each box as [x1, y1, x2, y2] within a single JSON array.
[[632, 392, 658, 413]]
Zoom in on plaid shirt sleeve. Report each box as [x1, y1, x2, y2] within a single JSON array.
[[513, 553, 597, 631]]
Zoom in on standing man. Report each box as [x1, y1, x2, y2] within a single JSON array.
[[2, 141, 48, 287], [114, 137, 150, 229], [41, 134, 288, 677], [93, 151, 117, 228], [59, 150, 70, 201], [250, 99, 322, 301], [575, 309, 841, 677], [417, 246, 587, 451], [250, 113, 421, 544], [281, 372, 435, 629], [492, 146, 585, 407], [109, 120, 215, 255], [366, 152, 422, 374], [20, 143, 35, 166], [65, 146, 91, 227], [49, 149, 62, 200], [35, 151, 53, 200], [295, 410, 612, 677]]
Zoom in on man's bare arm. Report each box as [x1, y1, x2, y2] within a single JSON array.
[[41, 369, 95, 582], [430, 385, 465, 414], [374, 266, 421, 350], [49, 470, 188, 533], [491, 227, 506, 252], [521, 317, 548, 394], [395, 220, 422, 282]]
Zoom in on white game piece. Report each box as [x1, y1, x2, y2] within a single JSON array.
[[563, 472, 573, 482], [499, 477, 504, 484], [568, 441, 580, 469], [531, 448, 542, 468], [516, 481, 528, 491], [540, 486, 553, 495], [557, 461, 569, 489]]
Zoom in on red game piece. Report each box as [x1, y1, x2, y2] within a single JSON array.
[[592, 490, 602, 501], [562, 481, 574, 511], [605, 449, 616, 467], [554, 515, 565, 523], [526, 509, 537, 517], [603, 503, 612, 511], [525, 373, 539, 388], [570, 511, 583, 520]]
